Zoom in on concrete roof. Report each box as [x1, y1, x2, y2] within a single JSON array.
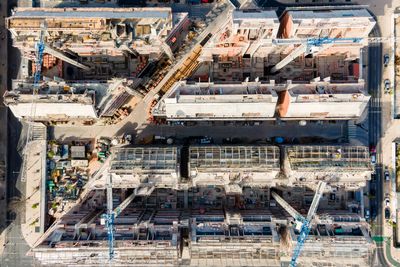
[[155, 80, 369, 120], [288, 9, 372, 20], [233, 10, 278, 20], [8, 103, 98, 119], [11, 7, 171, 19]]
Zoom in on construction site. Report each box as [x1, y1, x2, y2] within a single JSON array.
[[30, 194, 375, 267], [21, 144, 375, 266], [153, 79, 370, 121], [3, 6, 376, 125], [6, 7, 189, 80], [196, 8, 374, 82], [1, 1, 382, 267], [4, 78, 145, 123]]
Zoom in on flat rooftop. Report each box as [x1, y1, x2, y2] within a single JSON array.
[[4, 90, 94, 105], [166, 81, 366, 99], [289, 81, 365, 94], [155, 80, 369, 120], [288, 9, 373, 20], [168, 81, 278, 102], [10, 7, 171, 19], [289, 81, 369, 103], [233, 9, 279, 22]]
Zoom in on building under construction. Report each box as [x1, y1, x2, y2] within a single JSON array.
[[278, 8, 375, 39], [189, 145, 280, 189], [6, 7, 189, 79], [108, 146, 181, 190], [195, 7, 374, 82], [153, 79, 370, 121], [285, 145, 373, 190], [200, 9, 280, 61], [3, 78, 143, 121], [30, 189, 375, 267], [27, 144, 375, 266]]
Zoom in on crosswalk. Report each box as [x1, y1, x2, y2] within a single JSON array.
[[347, 120, 357, 139], [31, 123, 46, 141]]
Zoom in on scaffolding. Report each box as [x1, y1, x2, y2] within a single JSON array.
[[31, 187, 375, 267], [110, 147, 179, 174], [189, 146, 280, 172], [286, 146, 372, 171]]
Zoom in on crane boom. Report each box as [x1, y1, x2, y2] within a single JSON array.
[[271, 191, 305, 223], [306, 181, 326, 221], [290, 181, 326, 267], [270, 36, 399, 72], [103, 173, 137, 261], [113, 192, 136, 217], [33, 25, 45, 86], [21, 22, 46, 183], [104, 173, 115, 260], [272, 36, 400, 46]]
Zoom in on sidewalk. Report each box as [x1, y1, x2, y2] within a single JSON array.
[[0, 0, 8, 238], [385, 237, 400, 267], [19, 141, 46, 248]]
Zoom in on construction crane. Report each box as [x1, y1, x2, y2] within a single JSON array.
[[25, 22, 46, 143], [271, 181, 326, 267], [272, 36, 364, 47], [33, 24, 46, 86], [102, 173, 137, 260], [269, 36, 399, 73], [20, 22, 47, 183]]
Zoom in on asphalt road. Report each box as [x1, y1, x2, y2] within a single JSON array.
[[367, 27, 389, 266], [0, 0, 33, 266]]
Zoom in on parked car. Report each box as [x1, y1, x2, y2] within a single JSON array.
[[385, 197, 390, 207], [384, 54, 390, 67], [371, 154, 376, 165], [385, 208, 391, 219], [384, 170, 390, 181], [384, 79, 391, 93], [364, 209, 370, 220]]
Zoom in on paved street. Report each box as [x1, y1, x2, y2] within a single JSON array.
[[51, 121, 345, 144], [1, 1, 397, 267], [361, 0, 400, 265], [368, 37, 387, 266], [0, 0, 9, 234], [0, 0, 34, 265]]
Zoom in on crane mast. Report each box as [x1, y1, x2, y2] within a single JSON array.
[[271, 181, 326, 267], [102, 173, 137, 260]]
